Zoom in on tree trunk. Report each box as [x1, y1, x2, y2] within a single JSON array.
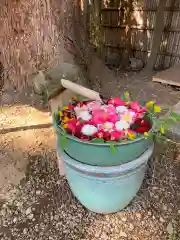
[[143, 0, 166, 73], [0, 0, 118, 96]]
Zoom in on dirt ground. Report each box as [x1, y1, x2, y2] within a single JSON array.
[[0, 72, 180, 240]]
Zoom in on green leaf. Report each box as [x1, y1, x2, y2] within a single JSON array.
[[58, 125, 66, 133], [130, 123, 140, 130], [110, 143, 117, 154], [170, 112, 180, 121], [57, 104, 61, 112], [90, 138, 104, 143], [79, 118, 85, 123], [140, 101, 146, 107], [76, 94, 85, 101], [60, 135, 67, 151], [52, 112, 59, 126]]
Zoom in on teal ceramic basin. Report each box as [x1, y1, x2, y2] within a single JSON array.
[[54, 120, 153, 166], [57, 144, 154, 213]]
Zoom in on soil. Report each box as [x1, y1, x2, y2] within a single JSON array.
[[0, 72, 180, 240]]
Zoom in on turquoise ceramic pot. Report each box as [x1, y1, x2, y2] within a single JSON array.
[[54, 120, 153, 166], [58, 144, 154, 214]]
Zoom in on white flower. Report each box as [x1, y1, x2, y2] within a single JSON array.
[[78, 111, 92, 121], [75, 107, 92, 121], [81, 124, 98, 136], [121, 111, 135, 123], [116, 106, 128, 114], [115, 120, 130, 131]]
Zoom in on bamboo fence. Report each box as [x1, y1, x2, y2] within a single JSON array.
[[101, 0, 180, 70]]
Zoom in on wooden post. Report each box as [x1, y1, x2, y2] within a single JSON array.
[[144, 0, 166, 73]]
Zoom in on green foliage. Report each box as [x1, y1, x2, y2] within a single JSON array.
[[109, 143, 117, 154], [91, 138, 104, 143], [60, 135, 68, 151]]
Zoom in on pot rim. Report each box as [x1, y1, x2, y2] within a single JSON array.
[[58, 144, 154, 175]]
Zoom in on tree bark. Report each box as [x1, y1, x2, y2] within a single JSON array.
[[0, 0, 118, 96]]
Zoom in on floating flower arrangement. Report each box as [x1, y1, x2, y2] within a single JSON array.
[[54, 92, 178, 144]]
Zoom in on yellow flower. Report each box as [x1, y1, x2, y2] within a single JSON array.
[[63, 117, 70, 123], [59, 111, 63, 117], [127, 132, 135, 140], [146, 100, 155, 109], [160, 125, 165, 134], [125, 91, 130, 97], [63, 106, 69, 110], [125, 101, 130, 105], [144, 132, 149, 137], [154, 105, 161, 113], [62, 123, 68, 129]]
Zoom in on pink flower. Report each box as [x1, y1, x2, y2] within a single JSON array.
[[105, 104, 116, 114], [92, 109, 108, 125], [87, 101, 102, 111], [67, 104, 74, 110], [66, 119, 78, 132], [108, 114, 119, 123], [129, 101, 142, 112], [108, 98, 125, 107]]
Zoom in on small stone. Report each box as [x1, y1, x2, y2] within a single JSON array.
[[36, 190, 41, 195], [28, 214, 34, 220], [167, 222, 173, 235], [178, 210, 180, 214], [136, 213, 142, 219], [160, 217, 165, 223], [121, 216, 127, 222], [23, 228, 28, 234], [168, 208, 172, 213], [148, 211, 152, 216], [25, 207, 31, 215], [162, 204, 167, 211], [129, 223, 134, 231], [13, 217, 17, 223], [120, 231, 127, 238], [54, 215, 59, 221]]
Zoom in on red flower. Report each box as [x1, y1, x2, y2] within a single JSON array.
[[133, 119, 151, 133], [110, 131, 125, 141]]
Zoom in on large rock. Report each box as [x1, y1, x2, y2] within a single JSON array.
[[32, 62, 88, 100]]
